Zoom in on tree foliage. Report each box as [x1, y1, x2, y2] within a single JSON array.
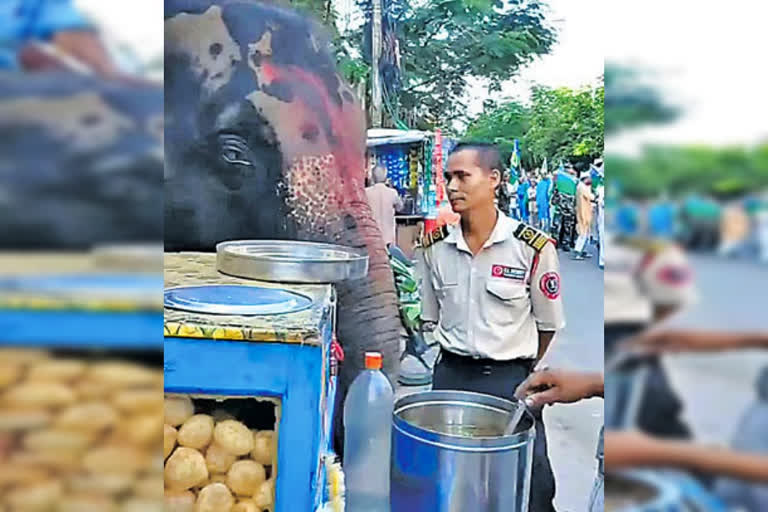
[[525, 84, 604, 163], [604, 64, 678, 136], [395, 0, 557, 129], [465, 82, 604, 168], [463, 99, 530, 158], [610, 145, 768, 199], [281, 0, 557, 130]]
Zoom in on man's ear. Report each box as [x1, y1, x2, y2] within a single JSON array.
[[491, 168, 502, 187]]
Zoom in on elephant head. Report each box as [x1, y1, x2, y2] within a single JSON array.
[[164, 0, 402, 450], [0, 72, 163, 249]]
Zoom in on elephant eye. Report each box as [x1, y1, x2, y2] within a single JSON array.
[[219, 136, 253, 167]]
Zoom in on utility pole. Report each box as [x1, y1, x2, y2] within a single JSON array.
[[370, 0, 383, 127]]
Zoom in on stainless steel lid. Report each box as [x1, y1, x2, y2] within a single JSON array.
[[216, 240, 368, 284], [164, 285, 313, 316], [91, 243, 163, 272]]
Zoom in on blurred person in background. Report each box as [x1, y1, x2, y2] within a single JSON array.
[[758, 195, 768, 263], [516, 173, 530, 223], [536, 171, 553, 232], [648, 192, 677, 240], [718, 200, 751, 258], [508, 175, 519, 219], [365, 165, 403, 249], [497, 169, 512, 214], [596, 178, 605, 269], [616, 200, 640, 236], [572, 173, 595, 260], [0, 0, 121, 77], [528, 175, 538, 228]]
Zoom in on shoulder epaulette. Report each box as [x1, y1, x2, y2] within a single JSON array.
[[419, 225, 449, 249], [513, 223, 552, 252], [616, 235, 666, 254]]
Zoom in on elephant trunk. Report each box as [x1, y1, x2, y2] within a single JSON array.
[[330, 197, 402, 458], [334, 198, 401, 386]]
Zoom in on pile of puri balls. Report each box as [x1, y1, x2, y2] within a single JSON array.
[[164, 395, 275, 512], [0, 349, 163, 512]]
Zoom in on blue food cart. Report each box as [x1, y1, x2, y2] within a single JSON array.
[[163, 244, 356, 512]]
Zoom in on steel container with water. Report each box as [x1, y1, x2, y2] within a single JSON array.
[[391, 390, 535, 512]]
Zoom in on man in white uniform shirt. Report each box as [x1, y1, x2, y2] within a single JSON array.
[[418, 142, 565, 512]]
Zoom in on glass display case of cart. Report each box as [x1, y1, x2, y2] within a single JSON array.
[[0, 247, 163, 511]]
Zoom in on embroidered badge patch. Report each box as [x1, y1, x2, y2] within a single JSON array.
[[539, 272, 560, 299], [491, 264, 526, 281], [656, 265, 691, 286]]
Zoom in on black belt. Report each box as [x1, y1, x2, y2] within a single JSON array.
[[439, 348, 535, 369]]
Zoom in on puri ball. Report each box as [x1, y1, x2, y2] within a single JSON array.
[[164, 396, 194, 427], [250, 430, 275, 466], [226, 460, 266, 496], [214, 420, 253, 456], [177, 414, 214, 450], [164, 424, 178, 459], [164, 489, 195, 512], [164, 447, 208, 491], [205, 442, 237, 473], [196, 482, 235, 512]]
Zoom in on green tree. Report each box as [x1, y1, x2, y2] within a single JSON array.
[[465, 82, 603, 168], [604, 64, 678, 136], [610, 145, 768, 199], [275, 0, 370, 87], [525, 84, 604, 164], [464, 99, 530, 159], [387, 0, 557, 129]]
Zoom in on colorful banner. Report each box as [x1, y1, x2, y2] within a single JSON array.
[[434, 129, 444, 204], [510, 139, 521, 177]]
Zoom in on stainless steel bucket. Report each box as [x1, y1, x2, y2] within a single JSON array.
[[391, 390, 535, 512], [604, 471, 688, 512]]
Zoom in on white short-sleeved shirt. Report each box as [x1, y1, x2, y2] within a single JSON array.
[[418, 212, 566, 361], [604, 235, 697, 324]]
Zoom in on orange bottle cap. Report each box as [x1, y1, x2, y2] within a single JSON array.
[[365, 352, 383, 370]]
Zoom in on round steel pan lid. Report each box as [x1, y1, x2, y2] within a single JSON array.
[[216, 240, 369, 284], [164, 285, 313, 316]]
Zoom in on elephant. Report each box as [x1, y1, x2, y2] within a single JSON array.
[[164, 0, 402, 455], [0, 71, 163, 249]]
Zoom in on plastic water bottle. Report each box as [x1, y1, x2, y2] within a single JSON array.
[[343, 352, 394, 512]]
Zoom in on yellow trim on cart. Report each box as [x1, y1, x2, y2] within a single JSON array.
[[0, 295, 161, 312], [163, 321, 310, 344]]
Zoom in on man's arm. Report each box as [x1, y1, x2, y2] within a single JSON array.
[[536, 331, 555, 365], [628, 329, 768, 354], [605, 431, 768, 484], [392, 188, 404, 212], [515, 369, 603, 407]]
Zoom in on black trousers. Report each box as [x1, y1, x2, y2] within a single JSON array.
[[433, 350, 557, 512], [605, 324, 693, 439]]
